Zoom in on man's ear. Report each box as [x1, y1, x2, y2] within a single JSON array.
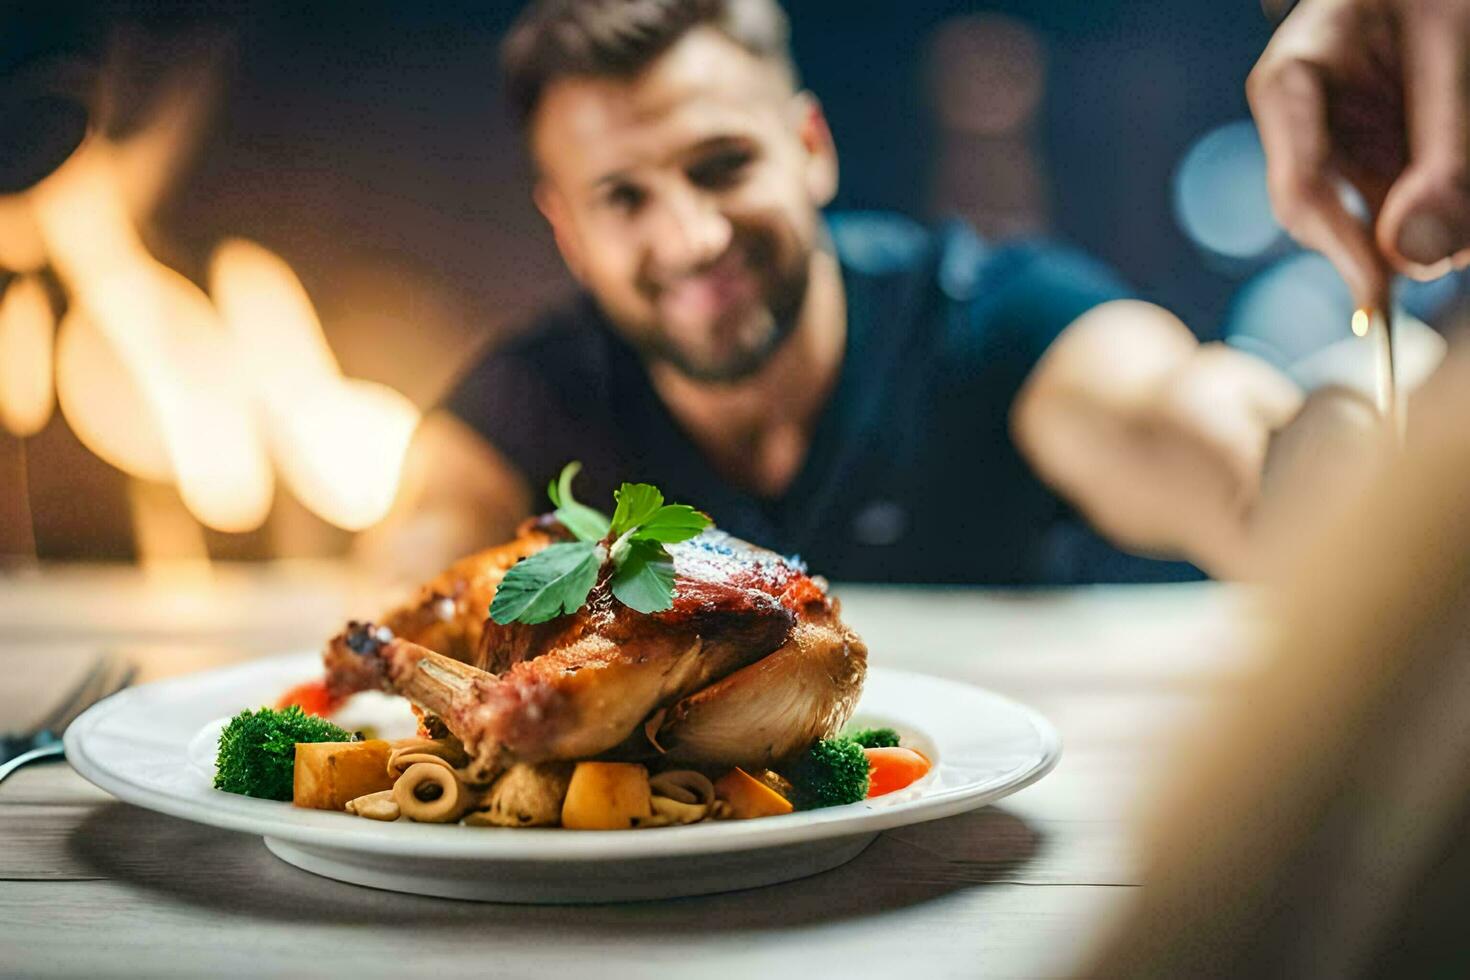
[[534, 180, 587, 283], [793, 92, 838, 208]]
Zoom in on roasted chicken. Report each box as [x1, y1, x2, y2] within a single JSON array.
[[325, 522, 866, 779]]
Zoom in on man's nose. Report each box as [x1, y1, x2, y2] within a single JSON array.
[[649, 187, 732, 273]]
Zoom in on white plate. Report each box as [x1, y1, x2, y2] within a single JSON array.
[[65, 653, 1060, 903]]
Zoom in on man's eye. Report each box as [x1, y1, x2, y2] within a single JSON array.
[[688, 151, 752, 189], [605, 185, 645, 212]]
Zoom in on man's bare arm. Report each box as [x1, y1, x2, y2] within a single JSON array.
[[1011, 300, 1303, 578], [352, 410, 533, 582]]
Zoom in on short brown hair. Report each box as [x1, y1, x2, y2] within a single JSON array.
[[501, 0, 795, 128]]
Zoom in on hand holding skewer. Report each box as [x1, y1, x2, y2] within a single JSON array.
[[1249, 0, 1470, 315]]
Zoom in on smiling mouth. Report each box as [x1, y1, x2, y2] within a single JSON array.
[[656, 251, 761, 328]]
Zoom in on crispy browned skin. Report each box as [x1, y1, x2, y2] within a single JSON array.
[[323, 517, 559, 696], [326, 527, 866, 775], [475, 527, 830, 674]]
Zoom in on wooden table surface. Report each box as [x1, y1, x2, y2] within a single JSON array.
[[0, 565, 1261, 979]]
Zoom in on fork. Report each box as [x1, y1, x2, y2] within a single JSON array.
[[0, 653, 135, 785]]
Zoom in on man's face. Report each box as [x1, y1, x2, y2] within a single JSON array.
[[530, 28, 838, 382]]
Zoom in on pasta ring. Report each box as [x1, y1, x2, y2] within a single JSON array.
[[394, 762, 471, 823], [387, 737, 467, 777], [387, 751, 456, 778], [649, 770, 715, 807]]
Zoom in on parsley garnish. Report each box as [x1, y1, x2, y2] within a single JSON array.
[[489, 462, 712, 625]]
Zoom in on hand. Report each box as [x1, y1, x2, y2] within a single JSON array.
[[1248, 0, 1470, 310]]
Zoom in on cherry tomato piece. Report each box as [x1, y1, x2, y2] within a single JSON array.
[[275, 678, 343, 717], [864, 746, 932, 797]]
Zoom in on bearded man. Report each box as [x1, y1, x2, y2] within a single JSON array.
[[392, 0, 1300, 583]]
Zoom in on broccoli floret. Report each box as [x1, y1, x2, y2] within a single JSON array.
[[214, 705, 352, 801], [846, 726, 901, 749], [787, 737, 870, 810]]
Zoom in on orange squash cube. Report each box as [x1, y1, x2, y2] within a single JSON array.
[[714, 767, 794, 819], [561, 762, 654, 829]]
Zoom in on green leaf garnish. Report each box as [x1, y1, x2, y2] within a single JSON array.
[[548, 462, 611, 542], [492, 462, 715, 625], [632, 504, 711, 544], [489, 540, 603, 624], [610, 483, 664, 536], [609, 539, 677, 614]]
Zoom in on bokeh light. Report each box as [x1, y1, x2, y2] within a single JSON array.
[[1226, 252, 1454, 396], [1224, 252, 1351, 370], [1173, 119, 1282, 261]]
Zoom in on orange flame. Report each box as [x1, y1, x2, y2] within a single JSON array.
[[0, 275, 56, 437], [7, 115, 420, 538], [55, 303, 170, 481], [210, 239, 419, 531], [32, 145, 275, 533], [0, 197, 47, 274]]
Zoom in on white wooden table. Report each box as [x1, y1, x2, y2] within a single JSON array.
[[0, 565, 1260, 979]]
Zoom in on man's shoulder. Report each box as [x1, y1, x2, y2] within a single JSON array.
[[830, 211, 1129, 354], [446, 292, 624, 405], [829, 210, 1120, 305], [442, 292, 628, 496], [492, 293, 613, 370], [443, 291, 623, 422], [828, 210, 937, 278]]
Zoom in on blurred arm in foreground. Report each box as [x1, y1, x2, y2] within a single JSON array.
[[1085, 336, 1470, 978], [1249, 0, 1470, 310]]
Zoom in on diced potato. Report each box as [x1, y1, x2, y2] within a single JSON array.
[[714, 767, 793, 819], [293, 740, 394, 811], [561, 762, 653, 830]]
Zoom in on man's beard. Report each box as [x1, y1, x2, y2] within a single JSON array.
[[629, 229, 813, 384]]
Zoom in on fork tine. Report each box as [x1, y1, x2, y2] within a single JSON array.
[[31, 655, 112, 734], [46, 655, 135, 734]]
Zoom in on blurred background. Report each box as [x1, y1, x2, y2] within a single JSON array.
[[3, 0, 1468, 570]]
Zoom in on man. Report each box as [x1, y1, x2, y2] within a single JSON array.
[[385, 0, 1301, 584]]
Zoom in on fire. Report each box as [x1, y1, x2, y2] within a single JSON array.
[[31, 145, 276, 534], [1, 111, 421, 539], [211, 240, 419, 531], [0, 275, 56, 437], [0, 196, 46, 274], [55, 304, 171, 483]]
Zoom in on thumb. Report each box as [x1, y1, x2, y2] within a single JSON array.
[[1375, 1, 1470, 278], [1377, 178, 1470, 278]]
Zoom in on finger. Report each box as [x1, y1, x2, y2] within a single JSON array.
[[1225, 364, 1304, 497], [1376, 1, 1470, 276], [1249, 57, 1393, 309], [1231, 346, 1307, 429]]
